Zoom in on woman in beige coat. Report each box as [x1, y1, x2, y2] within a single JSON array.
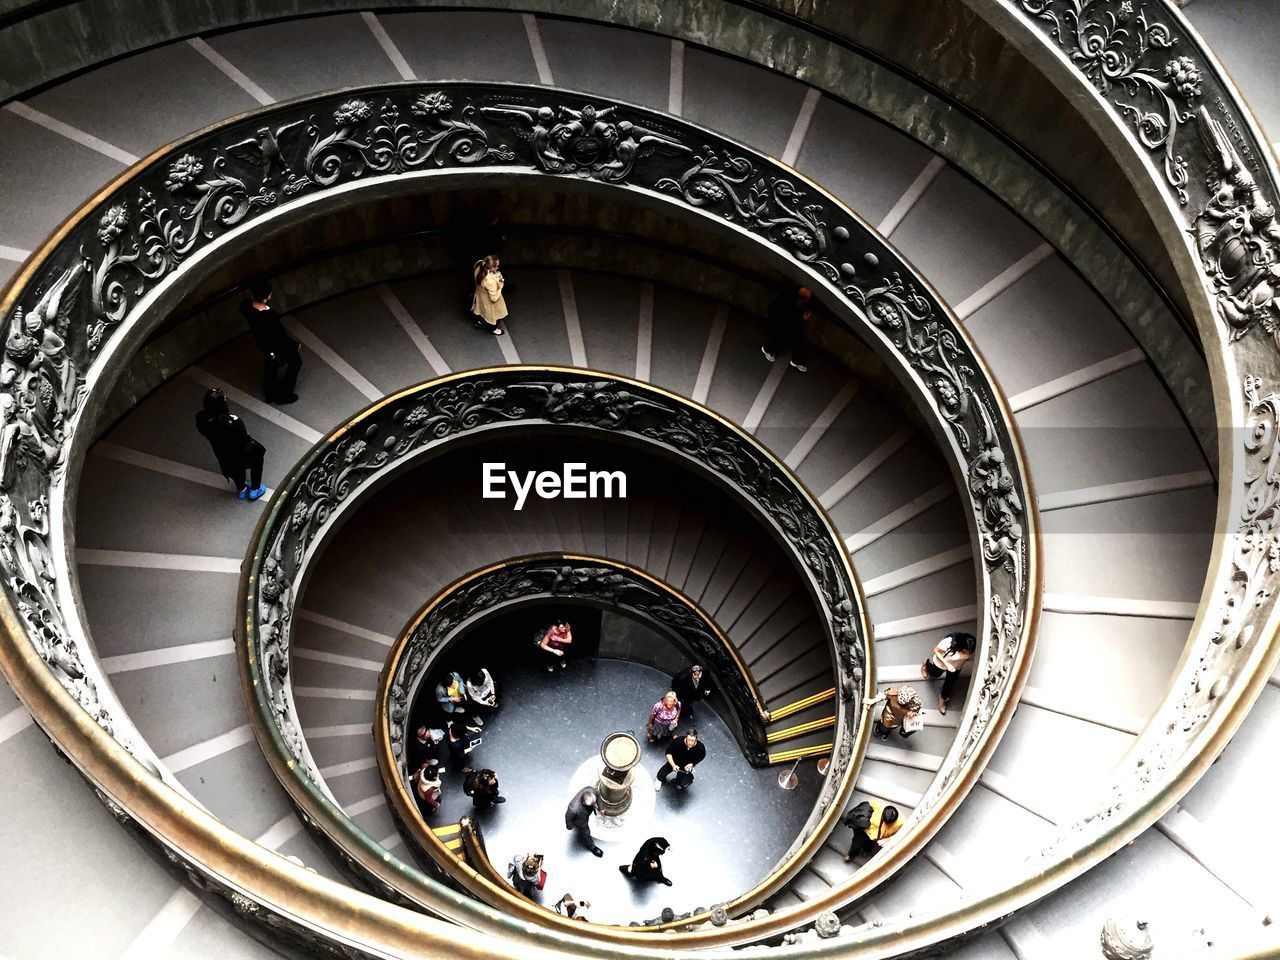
[[471, 255, 508, 335]]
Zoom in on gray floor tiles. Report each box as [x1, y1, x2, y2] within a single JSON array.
[[890, 167, 1043, 304], [963, 256, 1136, 397], [107, 652, 247, 759], [296, 286, 440, 394], [378, 10, 541, 85], [77, 566, 240, 656], [0, 109, 126, 249], [681, 47, 807, 157], [1015, 364, 1209, 494], [0, 725, 178, 960]]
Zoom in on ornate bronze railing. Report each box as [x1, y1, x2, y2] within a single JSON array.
[[0, 79, 1036, 954], [381, 554, 770, 783]]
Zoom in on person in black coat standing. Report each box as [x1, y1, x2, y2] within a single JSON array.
[[655, 729, 706, 791], [761, 286, 813, 373], [241, 281, 301, 404], [619, 837, 672, 885], [195, 388, 266, 500], [563, 787, 603, 857], [463, 768, 505, 810], [670, 664, 714, 723]]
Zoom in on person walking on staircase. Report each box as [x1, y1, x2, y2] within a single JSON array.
[[471, 255, 508, 335], [868, 685, 923, 740], [761, 286, 813, 373], [563, 787, 604, 857], [240, 281, 302, 403], [920, 631, 975, 715], [841, 799, 901, 862], [507, 852, 545, 898], [195, 388, 267, 500]]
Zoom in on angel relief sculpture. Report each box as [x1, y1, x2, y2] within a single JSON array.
[[1193, 107, 1280, 343], [480, 101, 688, 182], [0, 263, 84, 490]]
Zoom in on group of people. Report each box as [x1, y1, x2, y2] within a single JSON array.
[[845, 631, 976, 861], [406, 665, 502, 819], [502, 661, 716, 908], [869, 631, 976, 741]]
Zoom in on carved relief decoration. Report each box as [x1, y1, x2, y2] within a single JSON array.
[[1007, 0, 1280, 862]]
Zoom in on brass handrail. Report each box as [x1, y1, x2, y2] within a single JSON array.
[[376, 553, 779, 919]]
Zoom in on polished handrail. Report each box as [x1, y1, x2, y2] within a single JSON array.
[[376, 553, 776, 919], [0, 79, 1037, 956]]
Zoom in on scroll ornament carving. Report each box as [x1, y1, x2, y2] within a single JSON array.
[[0, 264, 118, 737], [482, 101, 688, 181], [1019, 0, 1203, 202]]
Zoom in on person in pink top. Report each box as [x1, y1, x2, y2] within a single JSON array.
[[537, 620, 573, 672], [646, 691, 682, 743]]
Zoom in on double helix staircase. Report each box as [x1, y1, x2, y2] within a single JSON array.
[[1, 4, 1276, 959]]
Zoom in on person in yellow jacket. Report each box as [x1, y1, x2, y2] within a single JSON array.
[[841, 799, 902, 862], [471, 255, 509, 335]]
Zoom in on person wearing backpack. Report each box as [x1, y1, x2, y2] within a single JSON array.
[[842, 800, 901, 862], [462, 767, 505, 810]]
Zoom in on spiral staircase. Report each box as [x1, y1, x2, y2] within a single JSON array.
[[1, 3, 1277, 959]]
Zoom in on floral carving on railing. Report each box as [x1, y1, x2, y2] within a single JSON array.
[[1019, 0, 1201, 202]]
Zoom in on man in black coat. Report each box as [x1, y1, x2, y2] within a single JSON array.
[[563, 787, 603, 857], [241, 281, 302, 404], [670, 664, 713, 723], [619, 837, 672, 885], [655, 729, 707, 791], [761, 286, 813, 373], [195, 388, 266, 500]]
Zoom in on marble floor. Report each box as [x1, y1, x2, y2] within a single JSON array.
[[413, 657, 823, 926]]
